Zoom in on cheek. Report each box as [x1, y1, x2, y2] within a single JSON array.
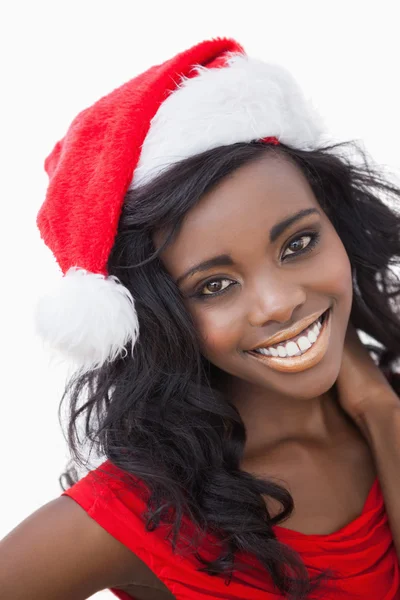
[[323, 237, 353, 305], [189, 305, 243, 359]]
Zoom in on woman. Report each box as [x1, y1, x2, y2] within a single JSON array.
[[1, 37, 400, 599]]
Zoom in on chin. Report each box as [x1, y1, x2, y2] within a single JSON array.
[[253, 350, 342, 399]]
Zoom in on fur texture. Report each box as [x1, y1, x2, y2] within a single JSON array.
[[38, 38, 242, 278], [34, 268, 139, 372], [132, 54, 325, 187], [36, 37, 325, 369]]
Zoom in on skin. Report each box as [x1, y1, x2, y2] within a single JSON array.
[[155, 153, 377, 532], [0, 153, 384, 600]]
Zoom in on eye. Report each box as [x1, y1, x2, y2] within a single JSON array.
[[282, 232, 319, 260], [200, 278, 234, 296]]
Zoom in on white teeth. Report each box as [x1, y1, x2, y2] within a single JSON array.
[[297, 335, 312, 351], [286, 341, 301, 356], [307, 329, 317, 344], [252, 312, 327, 359], [258, 347, 270, 356]]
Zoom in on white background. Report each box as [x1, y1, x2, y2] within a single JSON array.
[[1, 1, 399, 598]]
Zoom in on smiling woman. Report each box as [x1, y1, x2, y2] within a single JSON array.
[[78, 138, 400, 598], [157, 154, 350, 385], [5, 37, 400, 600]]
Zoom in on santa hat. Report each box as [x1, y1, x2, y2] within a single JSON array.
[[36, 37, 325, 372]]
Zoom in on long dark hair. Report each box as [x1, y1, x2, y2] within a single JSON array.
[[59, 141, 400, 599]]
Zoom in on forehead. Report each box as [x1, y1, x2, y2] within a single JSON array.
[[159, 154, 320, 272]]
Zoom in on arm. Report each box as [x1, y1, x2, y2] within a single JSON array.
[[356, 400, 400, 563], [0, 495, 145, 599], [335, 322, 400, 562]]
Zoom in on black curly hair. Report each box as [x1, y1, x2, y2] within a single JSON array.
[[59, 140, 400, 599]]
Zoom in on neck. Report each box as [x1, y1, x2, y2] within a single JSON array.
[[218, 373, 356, 459]]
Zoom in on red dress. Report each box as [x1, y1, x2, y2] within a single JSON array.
[[61, 459, 400, 599]]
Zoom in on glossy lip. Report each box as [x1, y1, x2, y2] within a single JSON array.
[[250, 309, 328, 351], [246, 308, 332, 373]]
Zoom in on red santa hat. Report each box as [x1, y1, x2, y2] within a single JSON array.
[[36, 37, 325, 372]]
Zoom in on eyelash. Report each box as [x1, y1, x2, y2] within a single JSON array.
[[192, 230, 321, 300]]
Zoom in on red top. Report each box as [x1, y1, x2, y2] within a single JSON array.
[[61, 459, 400, 599]]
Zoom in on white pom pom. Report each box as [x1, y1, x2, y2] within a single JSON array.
[[34, 267, 139, 372]]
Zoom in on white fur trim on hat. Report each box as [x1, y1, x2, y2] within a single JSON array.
[[34, 267, 139, 372], [131, 53, 325, 188]]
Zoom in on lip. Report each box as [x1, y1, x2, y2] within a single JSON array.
[[251, 308, 328, 351], [246, 308, 332, 373]]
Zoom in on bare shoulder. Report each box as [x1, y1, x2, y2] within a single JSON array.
[[0, 494, 162, 599]]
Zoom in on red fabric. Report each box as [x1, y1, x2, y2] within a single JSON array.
[[260, 136, 280, 146], [37, 37, 244, 277], [61, 459, 400, 599]]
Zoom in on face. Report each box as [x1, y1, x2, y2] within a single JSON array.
[[156, 153, 353, 401]]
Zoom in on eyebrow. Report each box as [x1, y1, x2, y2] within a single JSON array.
[[175, 207, 320, 286], [269, 207, 320, 243]]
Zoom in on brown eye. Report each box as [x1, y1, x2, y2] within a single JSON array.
[[201, 279, 233, 296], [282, 234, 312, 258]]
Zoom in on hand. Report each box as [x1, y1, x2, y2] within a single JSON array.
[[335, 321, 399, 426]]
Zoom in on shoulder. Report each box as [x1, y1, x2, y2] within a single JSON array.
[[0, 493, 151, 599], [61, 461, 178, 583], [58, 460, 156, 582], [58, 494, 150, 585]]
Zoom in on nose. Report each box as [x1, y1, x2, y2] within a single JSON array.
[[247, 272, 307, 328]]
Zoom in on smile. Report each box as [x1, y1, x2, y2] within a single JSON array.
[[246, 308, 332, 373]]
